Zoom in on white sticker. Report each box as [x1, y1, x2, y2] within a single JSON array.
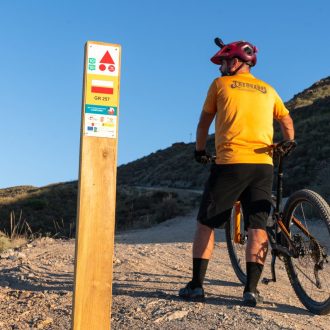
[[84, 104, 117, 138], [87, 44, 120, 77]]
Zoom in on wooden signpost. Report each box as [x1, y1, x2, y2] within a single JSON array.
[[72, 41, 121, 330]]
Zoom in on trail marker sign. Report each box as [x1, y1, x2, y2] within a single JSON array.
[[72, 41, 121, 330]]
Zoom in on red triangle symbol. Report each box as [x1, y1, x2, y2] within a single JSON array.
[[100, 51, 115, 64]]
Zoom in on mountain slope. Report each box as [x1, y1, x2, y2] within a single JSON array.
[[118, 76, 330, 196], [0, 76, 329, 237], [285, 76, 330, 109]]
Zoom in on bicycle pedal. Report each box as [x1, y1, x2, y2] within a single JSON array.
[[261, 277, 274, 285]]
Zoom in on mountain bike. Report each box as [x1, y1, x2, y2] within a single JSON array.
[[225, 140, 330, 315]]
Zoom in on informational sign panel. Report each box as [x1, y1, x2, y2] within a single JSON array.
[[84, 43, 120, 138], [72, 41, 121, 330]]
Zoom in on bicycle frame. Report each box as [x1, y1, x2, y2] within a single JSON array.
[[273, 155, 319, 253], [225, 142, 330, 314], [231, 149, 318, 283]]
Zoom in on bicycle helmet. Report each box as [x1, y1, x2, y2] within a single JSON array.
[[211, 37, 258, 67]]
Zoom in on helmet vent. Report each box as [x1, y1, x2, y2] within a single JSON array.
[[243, 46, 253, 55]]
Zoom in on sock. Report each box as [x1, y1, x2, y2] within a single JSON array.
[[190, 258, 209, 289], [244, 262, 264, 293]]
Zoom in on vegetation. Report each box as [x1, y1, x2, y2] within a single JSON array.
[[0, 183, 201, 238], [0, 183, 77, 238], [275, 94, 330, 196], [285, 77, 330, 109], [311, 164, 330, 202], [116, 186, 200, 230], [0, 211, 30, 253], [0, 233, 12, 253], [119, 77, 330, 198], [0, 76, 329, 241]]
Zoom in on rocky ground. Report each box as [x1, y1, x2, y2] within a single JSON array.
[[0, 210, 329, 329]]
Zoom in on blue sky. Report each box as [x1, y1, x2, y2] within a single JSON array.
[[0, 0, 329, 188]]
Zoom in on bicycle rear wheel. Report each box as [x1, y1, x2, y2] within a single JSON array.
[[283, 189, 330, 315], [225, 203, 247, 285]]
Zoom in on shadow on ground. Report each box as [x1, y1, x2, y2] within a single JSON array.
[[0, 267, 73, 292]]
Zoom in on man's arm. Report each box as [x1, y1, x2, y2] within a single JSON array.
[[196, 111, 216, 151], [277, 114, 295, 140]]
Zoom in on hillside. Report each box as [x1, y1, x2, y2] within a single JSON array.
[[117, 141, 211, 189], [0, 183, 201, 238], [285, 76, 330, 109], [0, 76, 329, 237], [118, 76, 330, 196]]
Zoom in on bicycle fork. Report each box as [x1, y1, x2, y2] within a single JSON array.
[[263, 219, 296, 284]]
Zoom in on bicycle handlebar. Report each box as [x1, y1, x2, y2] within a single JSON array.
[[272, 140, 297, 158], [200, 140, 297, 165]]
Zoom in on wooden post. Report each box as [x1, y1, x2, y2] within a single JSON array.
[[72, 41, 121, 330]]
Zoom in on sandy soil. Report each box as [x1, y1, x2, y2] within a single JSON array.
[[0, 210, 329, 329]]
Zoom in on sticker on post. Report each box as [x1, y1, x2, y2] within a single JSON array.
[[87, 44, 120, 77], [91, 80, 114, 95], [84, 104, 117, 138]]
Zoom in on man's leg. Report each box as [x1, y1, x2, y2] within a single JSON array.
[[193, 221, 215, 258], [190, 222, 215, 288], [179, 164, 245, 300], [244, 228, 268, 295], [178, 222, 214, 300], [241, 164, 273, 306]]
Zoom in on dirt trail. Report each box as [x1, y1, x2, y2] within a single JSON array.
[[0, 210, 329, 329]]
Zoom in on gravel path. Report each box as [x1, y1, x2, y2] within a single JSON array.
[[0, 210, 329, 329]]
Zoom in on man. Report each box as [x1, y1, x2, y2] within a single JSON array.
[[179, 38, 295, 306]]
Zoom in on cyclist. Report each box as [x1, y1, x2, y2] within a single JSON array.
[[179, 38, 295, 306]]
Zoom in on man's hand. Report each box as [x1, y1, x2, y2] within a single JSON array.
[[194, 150, 212, 164], [274, 140, 297, 157]]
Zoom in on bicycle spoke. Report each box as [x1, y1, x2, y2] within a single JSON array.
[[294, 263, 326, 291], [289, 198, 330, 304]]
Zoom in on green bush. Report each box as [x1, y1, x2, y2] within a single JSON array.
[[115, 187, 197, 231], [21, 198, 48, 210]]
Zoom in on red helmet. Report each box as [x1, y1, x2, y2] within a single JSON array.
[[211, 38, 258, 67]]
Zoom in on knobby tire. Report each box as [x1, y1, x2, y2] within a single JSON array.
[[283, 189, 330, 315]]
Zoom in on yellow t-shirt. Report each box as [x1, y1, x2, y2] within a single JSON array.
[[203, 73, 289, 165]]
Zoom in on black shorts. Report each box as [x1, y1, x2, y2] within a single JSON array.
[[197, 164, 273, 230]]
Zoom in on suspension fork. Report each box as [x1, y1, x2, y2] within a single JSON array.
[[233, 201, 242, 243]]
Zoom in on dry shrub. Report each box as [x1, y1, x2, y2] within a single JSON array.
[[0, 232, 11, 253], [115, 187, 196, 231]]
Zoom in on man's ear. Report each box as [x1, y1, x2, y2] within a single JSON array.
[[233, 58, 242, 68], [228, 58, 239, 72]]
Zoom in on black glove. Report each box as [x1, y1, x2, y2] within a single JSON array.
[[275, 140, 297, 157], [194, 149, 212, 164]]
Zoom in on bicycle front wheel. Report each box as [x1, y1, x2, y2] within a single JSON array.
[[283, 189, 330, 315], [225, 203, 247, 285]]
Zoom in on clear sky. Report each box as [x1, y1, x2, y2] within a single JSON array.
[[0, 0, 329, 188]]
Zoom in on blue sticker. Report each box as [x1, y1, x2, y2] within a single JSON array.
[[85, 104, 117, 116]]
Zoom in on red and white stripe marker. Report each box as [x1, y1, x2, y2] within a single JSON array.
[[91, 80, 114, 94]]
